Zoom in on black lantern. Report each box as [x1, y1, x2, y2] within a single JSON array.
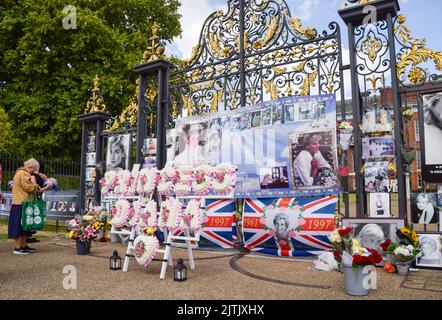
[[174, 258, 187, 281], [109, 250, 122, 270]]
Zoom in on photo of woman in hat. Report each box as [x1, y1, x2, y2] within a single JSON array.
[[173, 123, 208, 166]]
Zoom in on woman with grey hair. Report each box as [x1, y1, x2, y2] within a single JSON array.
[[418, 236, 441, 265], [356, 223, 385, 255]]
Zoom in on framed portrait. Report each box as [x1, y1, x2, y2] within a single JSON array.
[[85, 167, 95, 182], [364, 161, 389, 192], [258, 166, 290, 190], [106, 134, 131, 172], [415, 233, 442, 270], [272, 106, 284, 125], [361, 110, 376, 134], [374, 108, 393, 133], [173, 122, 209, 166], [284, 104, 296, 123], [261, 108, 272, 126], [85, 152, 96, 167], [289, 129, 339, 190], [58, 201, 67, 212], [342, 218, 405, 261], [418, 92, 442, 183], [410, 193, 439, 225], [142, 138, 156, 156], [68, 202, 77, 213], [362, 136, 395, 159], [49, 201, 58, 212], [251, 111, 262, 128], [369, 193, 391, 218]]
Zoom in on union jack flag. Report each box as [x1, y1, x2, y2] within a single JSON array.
[[171, 199, 237, 249], [243, 196, 337, 257]]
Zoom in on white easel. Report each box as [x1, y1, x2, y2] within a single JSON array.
[[158, 197, 206, 279]]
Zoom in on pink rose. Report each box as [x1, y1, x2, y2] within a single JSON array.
[[293, 205, 300, 211], [298, 218, 306, 226], [259, 218, 266, 225], [203, 216, 209, 223], [268, 230, 276, 237]]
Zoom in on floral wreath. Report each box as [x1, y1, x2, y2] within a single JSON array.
[[138, 200, 158, 231], [136, 168, 159, 195], [157, 167, 177, 195], [133, 234, 160, 268], [126, 201, 142, 228], [162, 198, 183, 232], [192, 165, 213, 196], [114, 170, 133, 196], [212, 163, 237, 195], [176, 165, 194, 184], [181, 199, 203, 232], [111, 199, 132, 228], [100, 171, 118, 196], [127, 172, 139, 196]]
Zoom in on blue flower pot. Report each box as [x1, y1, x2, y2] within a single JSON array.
[[76, 240, 91, 255]]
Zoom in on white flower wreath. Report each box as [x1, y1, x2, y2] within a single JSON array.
[[136, 168, 159, 195], [192, 165, 213, 196], [111, 199, 131, 228], [177, 165, 194, 184], [126, 201, 142, 228], [127, 172, 139, 196], [158, 198, 182, 232], [157, 167, 176, 195], [100, 171, 118, 196], [138, 200, 158, 230], [174, 182, 192, 196], [181, 199, 203, 232], [114, 170, 132, 196], [212, 164, 236, 195], [133, 234, 160, 268]]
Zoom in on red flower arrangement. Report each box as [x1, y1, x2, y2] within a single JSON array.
[[352, 248, 383, 266], [338, 167, 350, 177]]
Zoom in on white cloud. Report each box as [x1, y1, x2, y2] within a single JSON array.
[[291, 0, 321, 21], [165, 0, 227, 59]]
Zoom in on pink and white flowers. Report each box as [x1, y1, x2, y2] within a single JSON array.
[[111, 199, 132, 228], [136, 168, 159, 195], [133, 234, 160, 268]]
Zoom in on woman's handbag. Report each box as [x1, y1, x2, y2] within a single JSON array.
[[21, 192, 46, 231]]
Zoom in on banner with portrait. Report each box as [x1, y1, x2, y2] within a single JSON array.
[[106, 134, 131, 172], [418, 92, 442, 183], [171, 94, 340, 198], [242, 196, 337, 257]]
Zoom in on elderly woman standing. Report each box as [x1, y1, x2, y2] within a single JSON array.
[[8, 159, 41, 255]]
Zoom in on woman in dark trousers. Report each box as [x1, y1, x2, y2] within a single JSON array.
[[8, 159, 40, 254]]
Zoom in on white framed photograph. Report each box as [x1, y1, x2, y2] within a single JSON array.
[[86, 152, 96, 166], [362, 136, 395, 159], [410, 193, 439, 225], [342, 218, 405, 260], [369, 193, 391, 217], [106, 134, 131, 171], [415, 233, 442, 270]]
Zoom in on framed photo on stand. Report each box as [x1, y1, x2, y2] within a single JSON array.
[[414, 233, 442, 270]]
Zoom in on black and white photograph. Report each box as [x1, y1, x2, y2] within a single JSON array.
[[68, 202, 76, 213], [299, 102, 310, 120], [289, 129, 338, 188], [365, 161, 389, 192], [284, 104, 296, 123], [343, 218, 405, 260], [410, 193, 439, 225], [106, 134, 130, 172], [49, 201, 58, 212], [86, 152, 96, 166], [374, 109, 393, 132], [362, 136, 395, 158], [369, 193, 391, 217], [272, 106, 284, 125], [438, 185, 442, 207], [238, 113, 251, 131], [173, 122, 209, 166], [251, 110, 262, 128], [258, 166, 289, 189], [142, 137, 156, 156], [361, 110, 376, 134], [419, 92, 442, 183], [416, 233, 442, 269]]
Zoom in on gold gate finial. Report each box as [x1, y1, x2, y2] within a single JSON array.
[[142, 22, 166, 63], [85, 75, 106, 113]]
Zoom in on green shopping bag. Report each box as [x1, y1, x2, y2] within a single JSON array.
[[21, 192, 47, 231]]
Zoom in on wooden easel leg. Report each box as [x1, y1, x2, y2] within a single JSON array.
[[122, 228, 136, 272], [160, 232, 171, 279]]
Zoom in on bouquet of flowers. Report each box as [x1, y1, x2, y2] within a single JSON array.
[[338, 121, 354, 151], [66, 214, 105, 242], [393, 244, 421, 263], [329, 227, 382, 269], [380, 224, 420, 266]]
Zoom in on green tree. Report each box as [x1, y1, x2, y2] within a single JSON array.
[[0, 0, 181, 160], [0, 105, 14, 152]]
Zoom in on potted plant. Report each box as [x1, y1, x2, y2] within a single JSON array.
[[329, 227, 383, 296]]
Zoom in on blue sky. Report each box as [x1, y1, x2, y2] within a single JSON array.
[[165, 0, 442, 59]]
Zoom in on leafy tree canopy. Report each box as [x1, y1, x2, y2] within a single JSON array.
[[0, 0, 181, 160]]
